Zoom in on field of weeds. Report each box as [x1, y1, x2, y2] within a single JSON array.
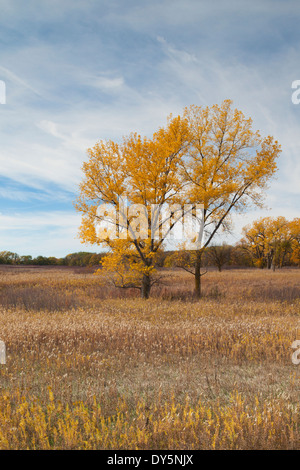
[[0, 266, 299, 449]]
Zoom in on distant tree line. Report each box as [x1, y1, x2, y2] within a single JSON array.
[[0, 251, 105, 267], [165, 237, 300, 272], [164, 244, 250, 272], [164, 217, 300, 272], [1, 216, 299, 272]]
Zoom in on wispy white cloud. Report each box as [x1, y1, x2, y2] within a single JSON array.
[[0, 211, 90, 256], [90, 76, 125, 90]]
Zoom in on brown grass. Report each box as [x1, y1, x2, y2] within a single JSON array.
[[0, 266, 299, 449]]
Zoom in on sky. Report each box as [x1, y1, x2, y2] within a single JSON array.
[[0, 0, 299, 257]]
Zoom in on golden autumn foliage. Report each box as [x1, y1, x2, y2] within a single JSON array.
[[290, 218, 300, 266], [179, 100, 281, 295], [97, 240, 160, 290], [241, 216, 300, 269], [75, 114, 190, 298], [75, 100, 281, 298], [0, 388, 299, 450], [181, 101, 280, 234]]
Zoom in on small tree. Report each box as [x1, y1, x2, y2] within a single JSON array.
[[205, 243, 232, 271], [0, 251, 20, 264]]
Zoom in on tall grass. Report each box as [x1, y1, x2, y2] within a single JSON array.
[[0, 266, 299, 449]]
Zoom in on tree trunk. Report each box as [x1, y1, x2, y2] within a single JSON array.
[[194, 251, 203, 298], [271, 260, 276, 271], [269, 249, 275, 271], [141, 273, 151, 299]]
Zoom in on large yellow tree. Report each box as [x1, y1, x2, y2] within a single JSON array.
[[176, 100, 281, 295], [75, 115, 190, 298]]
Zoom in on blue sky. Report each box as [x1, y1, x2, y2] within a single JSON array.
[[0, 0, 299, 257]]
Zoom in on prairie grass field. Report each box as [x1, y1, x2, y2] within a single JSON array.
[[0, 266, 299, 449]]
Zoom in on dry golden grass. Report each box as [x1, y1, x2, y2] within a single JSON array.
[[0, 266, 299, 449]]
